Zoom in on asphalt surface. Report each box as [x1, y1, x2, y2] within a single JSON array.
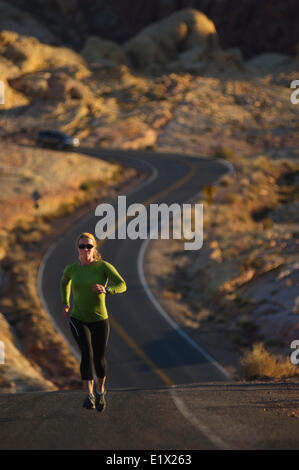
[[1, 382, 299, 450], [38, 147, 232, 389], [2, 147, 299, 451]]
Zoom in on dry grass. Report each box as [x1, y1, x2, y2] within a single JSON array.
[[240, 343, 298, 380]]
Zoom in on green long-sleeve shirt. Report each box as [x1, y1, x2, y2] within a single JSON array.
[[60, 260, 127, 322]]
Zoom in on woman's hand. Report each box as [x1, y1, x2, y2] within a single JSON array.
[[92, 284, 106, 294], [63, 305, 70, 319]]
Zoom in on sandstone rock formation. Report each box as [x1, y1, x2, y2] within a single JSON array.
[[1, 0, 297, 58], [79, 9, 245, 75], [0, 30, 89, 75], [0, 56, 29, 109], [123, 8, 220, 73]]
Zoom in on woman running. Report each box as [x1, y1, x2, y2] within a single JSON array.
[[60, 232, 127, 411]]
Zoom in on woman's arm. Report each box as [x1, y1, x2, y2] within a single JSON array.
[[60, 265, 72, 307], [103, 261, 127, 294]]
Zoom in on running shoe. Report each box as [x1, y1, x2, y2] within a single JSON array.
[[83, 393, 96, 409], [95, 390, 106, 412]]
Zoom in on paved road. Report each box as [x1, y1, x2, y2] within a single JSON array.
[[3, 148, 299, 451], [1, 382, 299, 450], [38, 147, 231, 388]]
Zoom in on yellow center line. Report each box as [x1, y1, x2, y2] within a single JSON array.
[[103, 159, 196, 386], [142, 160, 196, 206], [108, 315, 174, 386]]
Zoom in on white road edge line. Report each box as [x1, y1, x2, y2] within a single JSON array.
[[137, 158, 234, 380], [136, 157, 234, 449], [137, 234, 230, 379], [170, 388, 230, 449]]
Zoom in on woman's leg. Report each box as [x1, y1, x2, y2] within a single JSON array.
[[69, 317, 94, 391], [97, 376, 106, 394], [84, 379, 94, 395], [89, 319, 110, 392]]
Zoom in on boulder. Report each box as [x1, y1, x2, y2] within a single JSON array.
[[0, 30, 89, 75], [123, 8, 219, 72], [0, 55, 29, 109], [8, 72, 50, 100], [7, 69, 94, 103]]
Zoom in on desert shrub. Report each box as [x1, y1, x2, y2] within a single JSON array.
[[213, 146, 235, 160], [225, 192, 240, 204], [240, 342, 298, 380], [79, 180, 96, 191], [219, 175, 233, 187]]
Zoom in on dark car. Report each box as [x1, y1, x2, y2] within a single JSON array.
[[37, 130, 80, 149]]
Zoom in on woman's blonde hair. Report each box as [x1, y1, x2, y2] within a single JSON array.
[[76, 232, 101, 261]]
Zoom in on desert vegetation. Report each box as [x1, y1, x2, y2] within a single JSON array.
[[240, 343, 298, 381]]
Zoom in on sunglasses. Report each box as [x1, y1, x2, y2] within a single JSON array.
[[78, 244, 94, 250]]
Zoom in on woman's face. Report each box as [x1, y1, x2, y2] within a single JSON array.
[[78, 237, 95, 264]]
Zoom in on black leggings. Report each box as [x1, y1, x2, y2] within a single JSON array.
[[69, 317, 110, 381]]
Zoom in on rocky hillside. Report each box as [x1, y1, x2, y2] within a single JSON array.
[[0, 9, 251, 146], [1, 0, 298, 57], [1, 7, 297, 146]]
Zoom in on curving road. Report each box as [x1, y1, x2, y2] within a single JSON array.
[[38, 147, 232, 389]]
